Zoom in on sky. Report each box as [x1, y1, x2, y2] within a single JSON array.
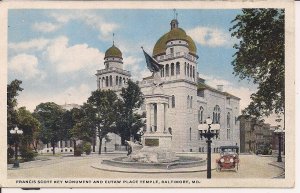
[[7, 9, 270, 123]]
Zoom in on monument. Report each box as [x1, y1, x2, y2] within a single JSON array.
[[122, 49, 175, 163], [99, 49, 205, 170]]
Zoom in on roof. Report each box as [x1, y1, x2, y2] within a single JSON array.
[[197, 82, 240, 100], [104, 44, 122, 59], [152, 27, 197, 57]]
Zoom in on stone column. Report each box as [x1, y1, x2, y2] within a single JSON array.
[[157, 103, 165, 133], [146, 103, 151, 132], [164, 103, 167, 132], [153, 104, 157, 132]]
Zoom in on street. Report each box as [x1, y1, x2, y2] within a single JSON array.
[[7, 153, 284, 179]]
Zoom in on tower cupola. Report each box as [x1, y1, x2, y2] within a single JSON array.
[[170, 19, 179, 30], [104, 39, 123, 70]]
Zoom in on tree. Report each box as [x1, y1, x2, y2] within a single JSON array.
[[33, 102, 64, 155], [116, 80, 145, 144], [17, 107, 41, 151], [7, 79, 23, 145], [60, 109, 73, 144], [83, 90, 118, 154], [230, 9, 284, 117], [56, 108, 81, 154], [69, 105, 95, 154]]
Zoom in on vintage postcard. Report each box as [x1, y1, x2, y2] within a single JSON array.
[[0, 0, 295, 188]]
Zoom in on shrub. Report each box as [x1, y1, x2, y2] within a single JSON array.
[[83, 142, 92, 155], [74, 144, 83, 156], [20, 147, 37, 162]]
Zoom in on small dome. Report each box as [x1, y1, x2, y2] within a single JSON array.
[[152, 22, 197, 58], [104, 45, 122, 59]]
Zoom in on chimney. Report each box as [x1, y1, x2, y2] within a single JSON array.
[[217, 85, 223, 92]]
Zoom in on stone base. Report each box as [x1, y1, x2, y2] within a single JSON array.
[[123, 132, 175, 163], [124, 146, 178, 163], [142, 132, 172, 149]]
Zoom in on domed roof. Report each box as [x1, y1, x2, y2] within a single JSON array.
[[104, 44, 122, 59], [152, 23, 197, 58]]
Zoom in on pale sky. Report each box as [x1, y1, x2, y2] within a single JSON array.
[[7, 9, 278, 124]]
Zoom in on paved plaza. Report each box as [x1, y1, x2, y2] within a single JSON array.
[[8, 153, 284, 179]]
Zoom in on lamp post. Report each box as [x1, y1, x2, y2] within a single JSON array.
[[200, 117, 219, 179], [274, 126, 284, 162], [274, 115, 285, 163], [9, 126, 23, 168]]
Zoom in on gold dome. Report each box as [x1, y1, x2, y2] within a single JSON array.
[[104, 45, 122, 59], [152, 24, 197, 58]]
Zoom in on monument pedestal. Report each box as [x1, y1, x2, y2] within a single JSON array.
[[136, 84, 176, 162], [143, 84, 171, 149], [143, 132, 172, 149]]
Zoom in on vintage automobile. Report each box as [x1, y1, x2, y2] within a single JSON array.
[[216, 146, 239, 172]]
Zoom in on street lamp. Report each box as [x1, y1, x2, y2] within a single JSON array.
[[274, 115, 285, 163], [274, 126, 285, 162], [10, 126, 23, 168], [199, 117, 220, 179]]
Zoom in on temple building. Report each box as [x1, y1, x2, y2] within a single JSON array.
[[95, 17, 241, 153]]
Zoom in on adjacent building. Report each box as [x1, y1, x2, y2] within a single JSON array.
[[239, 116, 273, 153]]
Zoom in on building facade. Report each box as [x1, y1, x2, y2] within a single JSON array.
[[95, 18, 241, 153], [239, 116, 273, 154]]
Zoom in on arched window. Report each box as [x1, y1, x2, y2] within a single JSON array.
[[187, 64, 190, 77], [109, 75, 112, 86], [171, 63, 175, 76], [193, 66, 195, 78], [198, 106, 204, 123], [102, 77, 105, 88], [123, 77, 126, 84], [116, 76, 118, 85], [184, 62, 186, 75], [227, 112, 231, 128], [168, 127, 172, 135], [171, 95, 175, 108], [187, 95, 190, 108], [189, 128, 192, 141], [190, 65, 192, 77], [176, 62, 180, 75], [119, 77, 122, 85], [105, 76, 109, 87], [213, 105, 221, 124], [166, 64, 170, 77], [190, 96, 193, 108], [161, 67, 164, 77], [227, 129, 230, 140]]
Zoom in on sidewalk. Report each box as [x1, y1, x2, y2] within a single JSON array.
[[268, 161, 285, 178], [7, 153, 121, 170]]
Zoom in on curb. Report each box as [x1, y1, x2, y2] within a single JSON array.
[[90, 164, 215, 174], [268, 162, 285, 178]]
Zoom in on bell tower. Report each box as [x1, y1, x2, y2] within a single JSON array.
[[96, 34, 131, 90]]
